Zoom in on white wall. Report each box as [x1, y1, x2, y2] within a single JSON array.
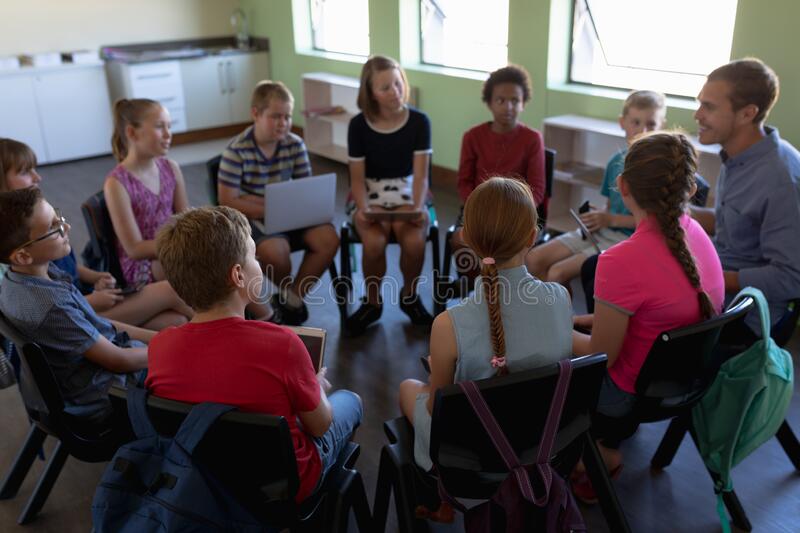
[[0, 0, 241, 56]]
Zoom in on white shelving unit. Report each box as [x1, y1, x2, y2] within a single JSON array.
[[301, 72, 360, 164], [543, 114, 722, 233]]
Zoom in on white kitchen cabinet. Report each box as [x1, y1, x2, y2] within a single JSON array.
[[179, 51, 269, 130], [34, 67, 113, 162], [0, 75, 49, 162], [180, 56, 230, 131], [0, 64, 113, 164], [226, 52, 270, 123]]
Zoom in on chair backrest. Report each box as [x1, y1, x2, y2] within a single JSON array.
[[537, 148, 556, 223], [206, 155, 222, 206], [81, 191, 125, 286], [634, 296, 755, 400], [429, 353, 606, 493], [107, 387, 302, 525]]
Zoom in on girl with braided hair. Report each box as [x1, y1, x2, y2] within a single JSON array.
[[571, 131, 724, 503], [399, 177, 573, 472]]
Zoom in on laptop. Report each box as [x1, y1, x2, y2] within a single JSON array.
[[263, 173, 337, 234], [285, 326, 326, 372], [569, 209, 602, 255]]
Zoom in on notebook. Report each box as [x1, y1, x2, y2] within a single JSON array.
[[569, 209, 602, 255], [285, 326, 326, 372]]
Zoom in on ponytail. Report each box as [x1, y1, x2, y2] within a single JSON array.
[[111, 98, 160, 162]]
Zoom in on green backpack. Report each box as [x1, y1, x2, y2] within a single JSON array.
[[692, 287, 794, 533]]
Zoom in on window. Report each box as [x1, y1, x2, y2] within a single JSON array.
[[310, 0, 369, 56], [570, 0, 738, 97], [420, 0, 509, 72]]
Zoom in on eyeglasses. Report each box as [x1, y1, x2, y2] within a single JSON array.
[[15, 211, 67, 251]]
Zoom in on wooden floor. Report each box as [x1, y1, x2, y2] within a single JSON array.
[[0, 154, 798, 532]]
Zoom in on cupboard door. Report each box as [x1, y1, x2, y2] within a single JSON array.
[[226, 52, 270, 124], [34, 67, 113, 162], [0, 75, 49, 162], [180, 56, 230, 130]]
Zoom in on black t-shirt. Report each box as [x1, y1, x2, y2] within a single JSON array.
[[347, 107, 432, 179]]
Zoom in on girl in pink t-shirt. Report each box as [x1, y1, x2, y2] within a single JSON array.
[[571, 132, 724, 502]]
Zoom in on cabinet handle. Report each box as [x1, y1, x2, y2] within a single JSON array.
[[159, 96, 176, 104], [136, 72, 172, 81], [226, 61, 236, 93], [217, 62, 226, 94]]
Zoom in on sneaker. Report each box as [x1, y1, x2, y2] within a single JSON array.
[[400, 292, 434, 326], [344, 298, 383, 337], [269, 293, 308, 326]]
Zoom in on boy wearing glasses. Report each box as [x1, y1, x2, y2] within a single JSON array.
[[0, 188, 151, 421]]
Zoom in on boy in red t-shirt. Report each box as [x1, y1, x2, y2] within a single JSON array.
[[146, 206, 362, 502], [451, 65, 545, 283]]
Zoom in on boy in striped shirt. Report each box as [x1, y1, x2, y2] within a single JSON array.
[[218, 81, 339, 325]]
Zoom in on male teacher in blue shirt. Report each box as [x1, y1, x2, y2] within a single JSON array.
[[692, 58, 800, 341]]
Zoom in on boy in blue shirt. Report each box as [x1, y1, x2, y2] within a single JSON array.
[[526, 90, 667, 286], [0, 188, 151, 421]]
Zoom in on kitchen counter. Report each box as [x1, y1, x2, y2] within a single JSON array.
[[101, 36, 269, 64]]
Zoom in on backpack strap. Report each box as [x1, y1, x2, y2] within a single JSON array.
[[536, 359, 573, 465], [729, 287, 771, 340], [459, 380, 539, 504], [126, 386, 157, 440], [173, 402, 236, 456]]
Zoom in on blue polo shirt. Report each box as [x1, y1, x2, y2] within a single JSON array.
[[0, 264, 140, 420], [714, 126, 800, 332]]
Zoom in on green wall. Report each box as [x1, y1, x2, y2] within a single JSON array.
[[241, 0, 800, 170]]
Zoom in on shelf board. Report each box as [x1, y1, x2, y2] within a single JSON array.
[[544, 114, 721, 155], [554, 161, 604, 188], [312, 112, 353, 125], [546, 214, 578, 234], [302, 72, 360, 89], [307, 143, 348, 164]]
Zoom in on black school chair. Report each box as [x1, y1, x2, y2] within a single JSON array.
[[435, 148, 555, 315], [0, 312, 128, 524], [589, 296, 761, 530], [81, 190, 127, 288], [207, 155, 348, 319], [372, 353, 631, 533], [107, 387, 372, 532], [339, 166, 441, 322]]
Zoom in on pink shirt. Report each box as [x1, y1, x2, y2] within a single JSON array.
[[595, 214, 724, 393]]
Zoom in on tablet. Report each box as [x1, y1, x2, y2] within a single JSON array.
[[285, 326, 326, 372], [569, 209, 602, 255], [363, 209, 422, 222]]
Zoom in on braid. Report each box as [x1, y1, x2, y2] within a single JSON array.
[[482, 262, 508, 376], [653, 149, 715, 320]]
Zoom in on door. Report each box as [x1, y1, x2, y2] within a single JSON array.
[[226, 52, 270, 124], [180, 56, 230, 130]]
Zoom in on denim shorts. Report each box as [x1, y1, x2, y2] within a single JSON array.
[[310, 390, 363, 492]]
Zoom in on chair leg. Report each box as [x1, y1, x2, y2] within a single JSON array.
[[650, 414, 689, 470], [0, 425, 48, 499], [344, 471, 372, 533], [582, 432, 632, 533], [17, 440, 68, 524], [688, 429, 752, 531], [372, 447, 395, 533], [776, 419, 800, 470]]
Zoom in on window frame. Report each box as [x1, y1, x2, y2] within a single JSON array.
[[308, 0, 370, 58], [566, 0, 736, 99], [417, 0, 509, 74]]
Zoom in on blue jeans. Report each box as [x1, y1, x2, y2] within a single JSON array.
[[312, 390, 363, 490]]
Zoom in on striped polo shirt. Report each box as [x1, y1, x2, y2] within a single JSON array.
[[218, 126, 312, 196]]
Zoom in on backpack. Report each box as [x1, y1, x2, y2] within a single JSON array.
[[92, 387, 268, 532], [437, 359, 586, 533], [692, 287, 794, 533]]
